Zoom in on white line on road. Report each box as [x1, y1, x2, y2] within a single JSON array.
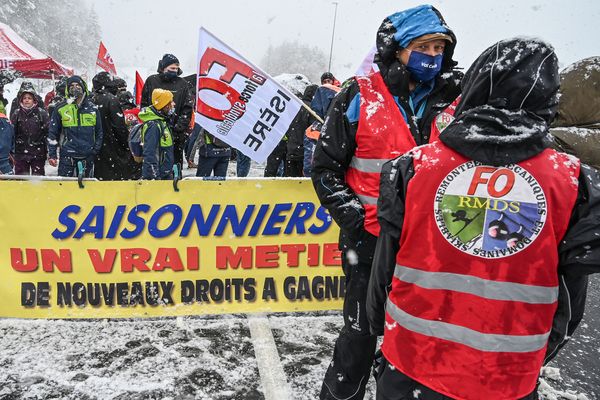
[[248, 314, 292, 400]]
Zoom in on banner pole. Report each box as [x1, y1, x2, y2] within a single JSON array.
[[301, 102, 324, 124]]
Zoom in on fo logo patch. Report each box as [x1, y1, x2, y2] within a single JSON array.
[[433, 161, 547, 259], [435, 111, 454, 133]]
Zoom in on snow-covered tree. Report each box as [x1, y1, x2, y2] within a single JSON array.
[[260, 41, 328, 84], [0, 0, 101, 69]]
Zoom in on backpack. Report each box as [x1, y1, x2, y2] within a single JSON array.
[[128, 123, 145, 163], [129, 120, 170, 163]]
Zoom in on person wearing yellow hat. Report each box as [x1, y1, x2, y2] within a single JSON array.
[[137, 88, 175, 179]]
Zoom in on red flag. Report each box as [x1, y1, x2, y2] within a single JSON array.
[[96, 41, 117, 75], [134, 71, 144, 106]]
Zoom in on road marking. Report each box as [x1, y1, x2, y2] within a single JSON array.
[[248, 314, 292, 399]]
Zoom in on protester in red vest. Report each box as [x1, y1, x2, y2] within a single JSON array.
[[367, 37, 600, 400], [311, 4, 462, 400]]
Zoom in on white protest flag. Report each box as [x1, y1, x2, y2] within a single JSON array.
[[354, 45, 379, 77], [195, 28, 303, 163]]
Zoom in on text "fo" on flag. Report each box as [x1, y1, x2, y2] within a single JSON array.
[[96, 41, 117, 75], [195, 28, 302, 163]]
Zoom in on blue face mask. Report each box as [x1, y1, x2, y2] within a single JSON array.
[[406, 51, 443, 83]]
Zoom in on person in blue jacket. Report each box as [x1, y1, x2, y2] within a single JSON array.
[[304, 73, 341, 176], [48, 76, 103, 177], [0, 111, 14, 174], [139, 89, 175, 180]]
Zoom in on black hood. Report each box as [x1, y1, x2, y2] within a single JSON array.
[[440, 37, 560, 166], [65, 75, 89, 97], [92, 71, 114, 91], [302, 84, 318, 102]]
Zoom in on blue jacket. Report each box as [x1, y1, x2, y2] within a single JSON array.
[[48, 77, 103, 159], [139, 107, 174, 180], [0, 114, 14, 173], [310, 86, 338, 119]]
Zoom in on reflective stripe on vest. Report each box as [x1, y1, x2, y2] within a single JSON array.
[[349, 157, 389, 173], [386, 298, 551, 353], [394, 264, 558, 304], [356, 193, 377, 205], [382, 142, 580, 400]]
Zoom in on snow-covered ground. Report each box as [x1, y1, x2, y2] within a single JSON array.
[[0, 308, 596, 400], [1, 162, 598, 400]]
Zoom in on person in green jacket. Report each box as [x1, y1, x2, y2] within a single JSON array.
[[139, 89, 175, 180], [48, 76, 103, 177]]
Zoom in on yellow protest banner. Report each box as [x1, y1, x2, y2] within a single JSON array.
[[0, 179, 343, 318]]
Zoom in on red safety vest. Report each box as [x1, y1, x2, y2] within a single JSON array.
[[346, 72, 457, 236], [382, 141, 580, 400]]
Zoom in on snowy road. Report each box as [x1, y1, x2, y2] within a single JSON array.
[[0, 277, 598, 400], [543, 274, 600, 399], [1, 164, 598, 399]]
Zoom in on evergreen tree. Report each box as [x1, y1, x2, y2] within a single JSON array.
[[0, 0, 101, 69], [260, 41, 328, 83]]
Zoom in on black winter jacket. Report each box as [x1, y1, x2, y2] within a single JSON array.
[[141, 73, 193, 138], [285, 85, 317, 161], [91, 89, 141, 180], [286, 107, 315, 162], [10, 106, 49, 158]]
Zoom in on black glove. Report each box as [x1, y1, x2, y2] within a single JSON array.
[[372, 349, 384, 381]]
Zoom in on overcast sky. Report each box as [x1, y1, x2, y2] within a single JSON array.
[[92, 0, 599, 81]]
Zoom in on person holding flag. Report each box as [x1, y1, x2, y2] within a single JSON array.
[[311, 5, 462, 399]]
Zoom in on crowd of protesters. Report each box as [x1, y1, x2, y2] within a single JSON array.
[[0, 52, 342, 181], [1, 3, 600, 400]]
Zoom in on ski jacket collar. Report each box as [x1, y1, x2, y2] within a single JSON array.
[[138, 106, 166, 123]]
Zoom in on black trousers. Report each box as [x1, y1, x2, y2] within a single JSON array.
[[375, 356, 540, 400], [320, 248, 378, 400], [285, 158, 304, 177], [173, 131, 185, 168], [264, 140, 287, 177]]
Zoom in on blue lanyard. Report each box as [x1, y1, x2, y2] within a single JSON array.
[[408, 96, 427, 119]]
